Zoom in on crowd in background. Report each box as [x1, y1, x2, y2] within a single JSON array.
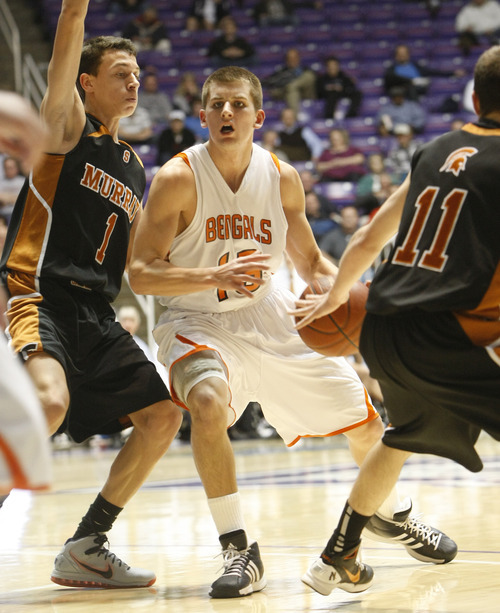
[[2, 0, 493, 445]]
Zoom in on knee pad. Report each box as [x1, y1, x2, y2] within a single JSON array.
[[171, 350, 227, 406]]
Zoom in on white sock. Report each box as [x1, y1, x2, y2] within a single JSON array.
[[207, 492, 246, 537], [376, 487, 411, 519]]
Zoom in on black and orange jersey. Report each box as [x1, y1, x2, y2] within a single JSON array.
[[367, 118, 500, 344], [0, 114, 145, 302]]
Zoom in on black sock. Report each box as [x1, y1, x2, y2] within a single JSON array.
[[323, 501, 372, 558], [71, 493, 123, 541]]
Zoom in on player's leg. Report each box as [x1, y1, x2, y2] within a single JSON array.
[[25, 352, 70, 434], [0, 351, 66, 508], [302, 441, 410, 596], [172, 351, 266, 598], [101, 399, 182, 505], [343, 408, 456, 558], [51, 398, 182, 589], [51, 312, 182, 589], [0, 338, 52, 495]]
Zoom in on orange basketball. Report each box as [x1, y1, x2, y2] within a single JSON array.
[[296, 280, 369, 357]]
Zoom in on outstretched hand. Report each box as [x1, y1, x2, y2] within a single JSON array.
[[289, 287, 350, 330]]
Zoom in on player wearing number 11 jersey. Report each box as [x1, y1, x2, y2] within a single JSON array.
[[292, 44, 500, 596], [364, 114, 500, 473]]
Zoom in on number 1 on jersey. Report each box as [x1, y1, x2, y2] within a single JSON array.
[[95, 213, 118, 265]]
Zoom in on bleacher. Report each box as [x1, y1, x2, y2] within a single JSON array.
[[37, 0, 485, 206]]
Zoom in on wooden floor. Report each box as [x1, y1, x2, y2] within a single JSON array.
[[1, 431, 498, 612]]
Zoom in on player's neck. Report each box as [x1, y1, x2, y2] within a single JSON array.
[[206, 142, 252, 192], [481, 111, 500, 126], [84, 105, 120, 142]]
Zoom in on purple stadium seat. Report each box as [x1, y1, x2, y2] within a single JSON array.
[[315, 181, 356, 206]]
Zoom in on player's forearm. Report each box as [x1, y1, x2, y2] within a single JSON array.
[[129, 259, 217, 297]]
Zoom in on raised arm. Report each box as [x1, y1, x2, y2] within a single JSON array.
[[40, 0, 89, 154]]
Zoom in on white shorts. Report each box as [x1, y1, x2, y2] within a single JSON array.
[[0, 335, 52, 494], [154, 284, 378, 446]]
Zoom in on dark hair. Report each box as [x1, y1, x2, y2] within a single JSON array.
[[474, 45, 500, 116], [77, 36, 137, 100], [202, 66, 263, 110]]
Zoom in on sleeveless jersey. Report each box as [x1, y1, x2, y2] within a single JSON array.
[[159, 142, 288, 313], [367, 120, 500, 342], [0, 114, 145, 302]]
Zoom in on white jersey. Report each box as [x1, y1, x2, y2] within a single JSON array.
[[159, 142, 288, 313], [154, 142, 378, 446], [0, 335, 52, 494]]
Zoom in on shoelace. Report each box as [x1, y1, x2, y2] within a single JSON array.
[[84, 534, 130, 569], [216, 544, 249, 576], [397, 516, 442, 549]]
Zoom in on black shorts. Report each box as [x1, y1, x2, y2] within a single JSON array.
[[360, 309, 500, 472], [6, 275, 171, 443]]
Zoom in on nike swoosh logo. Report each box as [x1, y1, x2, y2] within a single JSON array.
[[70, 552, 113, 579], [344, 567, 361, 583]]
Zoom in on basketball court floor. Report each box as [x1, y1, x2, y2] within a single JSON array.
[[1, 430, 498, 612]]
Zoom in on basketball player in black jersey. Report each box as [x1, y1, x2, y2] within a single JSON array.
[[293, 45, 500, 595], [0, 0, 181, 588]]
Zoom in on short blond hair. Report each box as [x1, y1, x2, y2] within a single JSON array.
[[201, 66, 263, 110]]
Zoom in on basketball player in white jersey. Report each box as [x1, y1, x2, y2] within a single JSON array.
[[129, 66, 456, 599], [0, 90, 51, 495]]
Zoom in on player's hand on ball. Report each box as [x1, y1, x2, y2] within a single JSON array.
[[291, 290, 348, 330]]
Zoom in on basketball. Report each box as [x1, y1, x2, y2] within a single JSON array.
[[296, 280, 369, 357]]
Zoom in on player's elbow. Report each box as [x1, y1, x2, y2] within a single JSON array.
[[128, 259, 149, 295]]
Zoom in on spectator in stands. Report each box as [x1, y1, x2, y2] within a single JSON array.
[[353, 170, 398, 218], [451, 117, 467, 130], [116, 305, 168, 386], [156, 110, 197, 165], [425, 0, 442, 17], [173, 72, 202, 116], [316, 55, 363, 119], [319, 205, 360, 264], [377, 86, 427, 135], [305, 191, 336, 242], [456, 0, 500, 55], [122, 6, 171, 53], [386, 123, 419, 183], [253, 0, 298, 27], [206, 16, 257, 68], [109, 0, 144, 13], [118, 106, 154, 145], [184, 97, 209, 142], [384, 44, 465, 100], [262, 48, 317, 115], [277, 107, 324, 162], [260, 129, 290, 161], [0, 156, 26, 212], [186, 0, 232, 31], [355, 152, 388, 198], [299, 168, 333, 213], [138, 72, 173, 129], [316, 128, 367, 183]]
